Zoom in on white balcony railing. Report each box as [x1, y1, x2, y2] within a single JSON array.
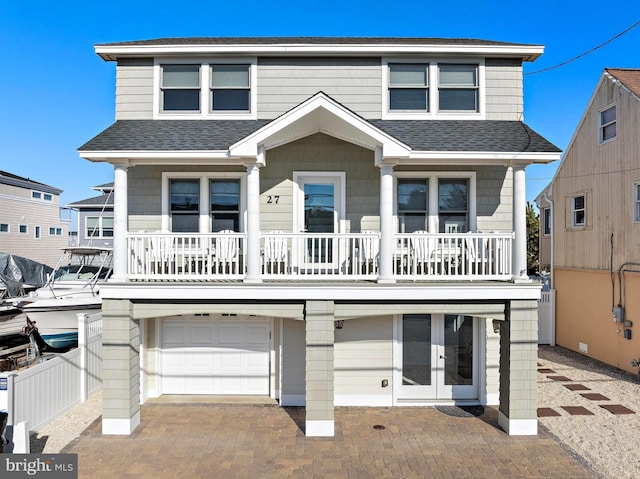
[[126, 231, 513, 282]]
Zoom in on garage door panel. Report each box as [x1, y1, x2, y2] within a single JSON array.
[[161, 319, 270, 395]]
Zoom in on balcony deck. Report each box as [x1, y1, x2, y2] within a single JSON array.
[[127, 232, 514, 283]]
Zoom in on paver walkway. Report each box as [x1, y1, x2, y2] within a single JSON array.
[[63, 404, 596, 478]]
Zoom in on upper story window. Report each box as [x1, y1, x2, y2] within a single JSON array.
[[438, 178, 469, 232], [170, 179, 200, 232], [599, 104, 616, 143], [34, 226, 41, 239], [210, 179, 240, 231], [211, 65, 250, 112], [161, 65, 201, 112], [438, 64, 479, 112], [388, 64, 429, 111], [397, 179, 428, 232], [571, 194, 586, 227], [543, 207, 551, 235], [31, 191, 53, 201], [19, 225, 27, 234], [395, 173, 475, 233], [86, 217, 113, 238], [49, 227, 63, 236], [0, 223, 8, 233]]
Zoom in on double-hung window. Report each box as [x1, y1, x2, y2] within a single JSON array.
[[438, 179, 469, 232], [170, 179, 200, 232], [438, 64, 479, 112], [389, 63, 429, 111], [397, 179, 428, 232], [210, 179, 240, 231], [86, 217, 114, 238], [599, 104, 616, 143], [572, 194, 586, 227], [161, 65, 200, 112], [210, 65, 250, 112]]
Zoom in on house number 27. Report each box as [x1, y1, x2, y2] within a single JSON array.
[[266, 195, 280, 204]]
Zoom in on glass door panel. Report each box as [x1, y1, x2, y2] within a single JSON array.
[[400, 314, 436, 398], [304, 183, 334, 263], [438, 315, 477, 399]]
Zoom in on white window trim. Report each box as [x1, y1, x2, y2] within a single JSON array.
[[382, 58, 485, 120], [598, 103, 617, 144], [153, 57, 257, 120], [634, 182, 640, 223], [19, 224, 28, 234], [161, 172, 246, 233], [85, 216, 113, 239], [292, 171, 347, 235], [571, 194, 586, 228], [34, 225, 41, 239], [0, 223, 9, 234], [543, 207, 551, 236], [393, 171, 477, 232]]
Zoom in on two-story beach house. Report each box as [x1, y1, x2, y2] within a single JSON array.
[[78, 37, 561, 437], [67, 182, 114, 249], [0, 170, 69, 267], [536, 68, 640, 374]]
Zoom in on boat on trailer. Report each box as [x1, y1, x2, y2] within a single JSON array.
[[13, 246, 113, 349]]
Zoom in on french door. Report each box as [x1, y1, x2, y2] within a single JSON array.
[[398, 314, 478, 400], [294, 173, 344, 270]]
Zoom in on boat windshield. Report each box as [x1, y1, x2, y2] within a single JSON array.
[[53, 264, 112, 282]]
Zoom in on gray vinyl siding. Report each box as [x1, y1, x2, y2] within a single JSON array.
[[127, 140, 510, 234], [77, 209, 114, 248], [261, 133, 378, 233], [281, 318, 306, 404], [115, 58, 154, 120], [484, 58, 523, 121], [334, 316, 393, 404], [257, 57, 382, 119]]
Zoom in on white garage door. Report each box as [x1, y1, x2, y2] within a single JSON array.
[[161, 318, 270, 395]]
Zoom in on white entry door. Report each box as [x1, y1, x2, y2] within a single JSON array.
[[398, 314, 478, 400], [161, 318, 270, 395], [293, 173, 345, 270]]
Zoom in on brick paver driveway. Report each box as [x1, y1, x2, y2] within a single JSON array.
[[63, 404, 596, 478]]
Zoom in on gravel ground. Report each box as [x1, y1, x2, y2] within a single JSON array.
[[538, 345, 640, 479], [30, 346, 640, 479]]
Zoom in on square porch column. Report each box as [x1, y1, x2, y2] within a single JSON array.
[[498, 300, 538, 435], [305, 300, 335, 437], [101, 299, 141, 435]]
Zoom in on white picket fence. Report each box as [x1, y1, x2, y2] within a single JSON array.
[[538, 290, 556, 345], [0, 311, 102, 432]]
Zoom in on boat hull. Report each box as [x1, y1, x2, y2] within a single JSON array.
[[21, 298, 100, 336], [40, 331, 79, 349]]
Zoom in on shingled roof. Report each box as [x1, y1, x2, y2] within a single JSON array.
[[606, 68, 640, 98], [79, 119, 559, 154], [97, 37, 533, 47]]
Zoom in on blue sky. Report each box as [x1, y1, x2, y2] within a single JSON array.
[[1, 1, 639, 230]]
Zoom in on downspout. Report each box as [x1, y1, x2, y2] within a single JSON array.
[[543, 187, 555, 346]]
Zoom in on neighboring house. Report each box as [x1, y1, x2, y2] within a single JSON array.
[[536, 68, 640, 375], [0, 170, 69, 267], [67, 182, 114, 248], [79, 37, 561, 437], [535, 185, 552, 273]]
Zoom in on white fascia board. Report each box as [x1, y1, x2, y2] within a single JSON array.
[[100, 282, 542, 302], [79, 150, 234, 164], [229, 93, 411, 158], [96, 44, 544, 62], [406, 151, 561, 164]]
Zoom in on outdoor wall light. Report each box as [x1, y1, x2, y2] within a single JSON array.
[[334, 320, 344, 329], [492, 319, 501, 334]]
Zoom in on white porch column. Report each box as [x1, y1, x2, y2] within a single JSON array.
[[378, 154, 395, 283], [112, 162, 129, 281], [244, 152, 263, 283], [511, 165, 528, 280]]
